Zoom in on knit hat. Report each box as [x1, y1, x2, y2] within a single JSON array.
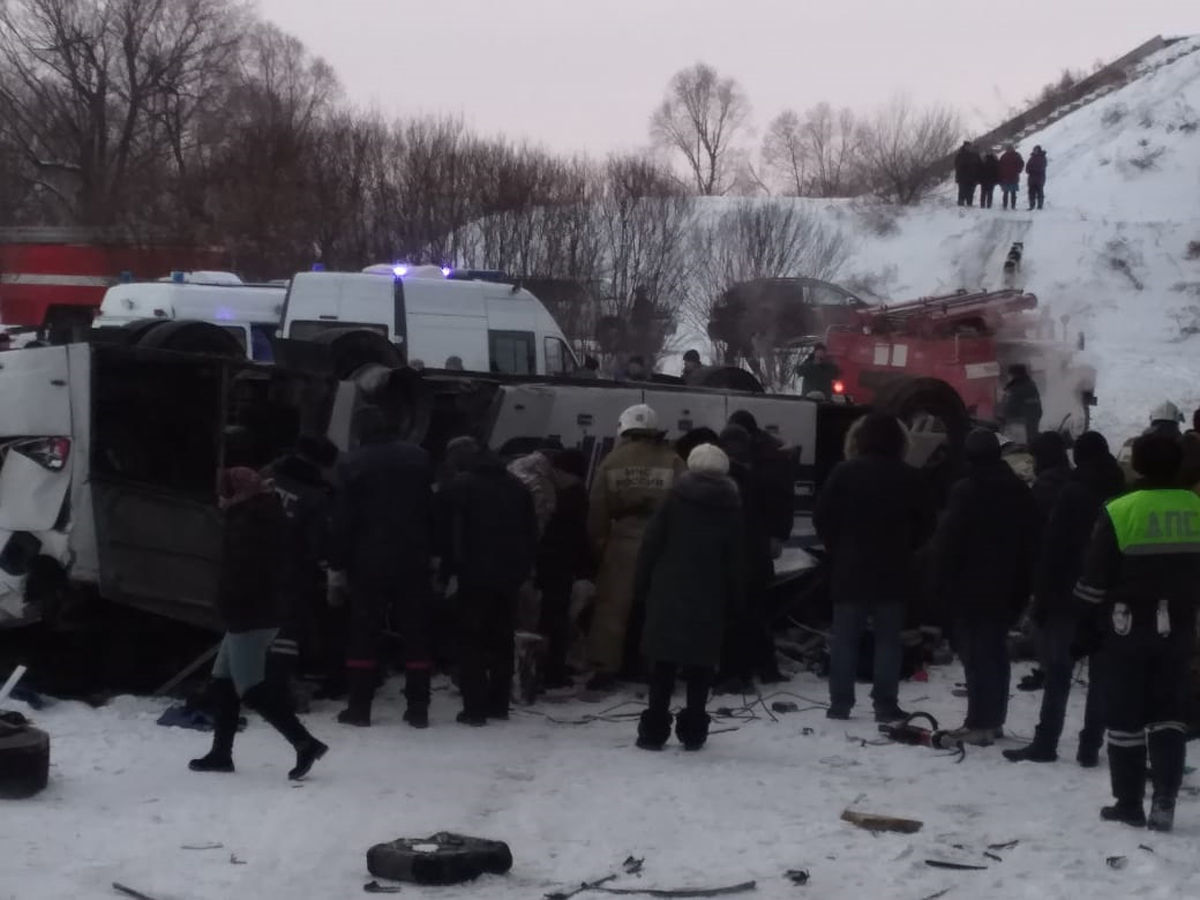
[[687, 443, 730, 475], [618, 404, 658, 435], [964, 428, 1001, 462], [1072, 431, 1110, 465]]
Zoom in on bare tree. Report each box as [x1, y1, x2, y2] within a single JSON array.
[[856, 96, 962, 205], [649, 62, 750, 196], [761, 110, 807, 195], [686, 201, 850, 390], [761, 104, 862, 197]]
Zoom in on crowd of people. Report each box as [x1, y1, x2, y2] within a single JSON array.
[[955, 141, 1048, 211], [191, 391, 1200, 834]]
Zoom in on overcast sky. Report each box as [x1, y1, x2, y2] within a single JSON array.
[[255, 0, 1198, 157]]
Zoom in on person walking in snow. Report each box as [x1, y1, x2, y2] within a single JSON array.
[[1073, 433, 1200, 831], [814, 413, 935, 723], [1005, 431, 1125, 766], [954, 141, 983, 207], [189, 467, 328, 781], [328, 408, 434, 729], [633, 443, 744, 751], [1026, 146, 1048, 210], [934, 429, 1039, 746], [586, 405, 685, 691], [997, 145, 1025, 210], [979, 150, 1000, 208], [435, 439, 539, 725]]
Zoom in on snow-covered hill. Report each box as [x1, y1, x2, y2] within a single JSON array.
[[705, 36, 1200, 442]]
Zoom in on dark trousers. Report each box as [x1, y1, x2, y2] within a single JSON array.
[[980, 184, 996, 208], [537, 571, 574, 683], [1034, 613, 1104, 750], [957, 618, 1011, 729], [458, 586, 517, 717], [648, 661, 713, 718], [1028, 181, 1045, 209], [1104, 617, 1192, 802], [956, 182, 977, 206], [829, 602, 904, 712], [723, 575, 777, 680], [1001, 184, 1019, 209], [346, 583, 432, 709]]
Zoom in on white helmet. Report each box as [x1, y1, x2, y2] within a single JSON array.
[[618, 404, 658, 435], [1149, 401, 1183, 424]]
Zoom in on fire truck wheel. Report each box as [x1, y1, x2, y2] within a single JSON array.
[[0, 717, 50, 799], [873, 377, 971, 451], [366, 832, 513, 885], [314, 329, 404, 380], [134, 320, 245, 358]]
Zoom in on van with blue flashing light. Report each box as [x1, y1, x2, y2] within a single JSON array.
[[92, 271, 285, 362], [280, 265, 578, 376]]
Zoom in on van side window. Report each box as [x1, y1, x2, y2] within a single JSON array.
[[544, 337, 574, 376], [489, 330, 536, 375]]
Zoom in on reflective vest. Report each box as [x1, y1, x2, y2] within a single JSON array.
[[1105, 489, 1200, 556]]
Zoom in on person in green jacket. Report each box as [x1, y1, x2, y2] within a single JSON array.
[[632, 443, 744, 752]]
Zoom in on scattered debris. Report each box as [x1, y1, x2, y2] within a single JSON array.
[[918, 890, 951, 900], [1138, 844, 1155, 853], [986, 840, 1019, 852], [1106, 856, 1127, 870], [841, 809, 924, 834], [590, 881, 757, 897], [624, 857, 645, 876], [363, 882, 403, 894], [112, 884, 159, 900], [230, 854, 246, 865], [785, 868, 810, 885], [925, 860, 987, 871], [983, 852, 1003, 863], [771, 701, 799, 714], [181, 842, 223, 851], [547, 875, 619, 900]]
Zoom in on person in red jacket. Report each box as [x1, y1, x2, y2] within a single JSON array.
[[997, 145, 1025, 211]]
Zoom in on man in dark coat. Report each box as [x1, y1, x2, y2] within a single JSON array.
[[537, 449, 593, 688], [954, 141, 983, 207], [997, 145, 1025, 210], [814, 414, 934, 723], [999, 364, 1042, 445], [1030, 431, 1072, 523], [633, 443, 744, 751], [1074, 434, 1200, 831], [979, 150, 1000, 208], [794, 343, 841, 399], [436, 440, 539, 725], [328, 408, 434, 728], [935, 429, 1039, 745], [1005, 432, 1126, 765], [189, 468, 327, 781], [1026, 146, 1048, 210]]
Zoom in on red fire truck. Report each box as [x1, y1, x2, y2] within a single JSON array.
[[0, 227, 224, 338]]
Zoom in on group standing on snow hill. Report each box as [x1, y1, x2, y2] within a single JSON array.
[[956, 140, 1047, 211]]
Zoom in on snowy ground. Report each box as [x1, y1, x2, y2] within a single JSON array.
[[3, 662, 1197, 900]]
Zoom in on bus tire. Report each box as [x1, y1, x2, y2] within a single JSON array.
[[351, 364, 432, 445], [133, 320, 245, 358], [366, 832, 513, 886], [314, 329, 403, 380], [0, 718, 50, 799]]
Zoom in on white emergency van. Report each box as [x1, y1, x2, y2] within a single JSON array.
[[93, 274, 286, 362], [281, 267, 577, 376]]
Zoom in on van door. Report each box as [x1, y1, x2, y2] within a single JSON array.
[[488, 330, 536, 375]]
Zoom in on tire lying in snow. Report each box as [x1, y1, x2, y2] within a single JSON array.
[[0, 715, 50, 799], [366, 832, 513, 885]]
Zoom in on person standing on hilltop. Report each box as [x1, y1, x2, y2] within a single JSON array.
[[1026, 146, 1048, 210], [998, 144, 1025, 211], [979, 150, 1000, 209], [954, 141, 983, 207]]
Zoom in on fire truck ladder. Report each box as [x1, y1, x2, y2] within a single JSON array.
[[863, 289, 1037, 334]]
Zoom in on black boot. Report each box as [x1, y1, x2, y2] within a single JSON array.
[[636, 708, 672, 751], [1077, 740, 1101, 768], [337, 667, 375, 727], [1101, 741, 1147, 827], [404, 667, 431, 729], [243, 682, 328, 781], [1003, 726, 1058, 763], [189, 678, 239, 773], [1148, 727, 1185, 832], [675, 709, 711, 752]]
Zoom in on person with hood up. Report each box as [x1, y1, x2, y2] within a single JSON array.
[[1026, 146, 1048, 210], [1073, 433, 1200, 831], [435, 438, 539, 724], [1030, 431, 1073, 523], [189, 468, 328, 780], [536, 449, 593, 688], [1117, 401, 1184, 484], [1005, 432, 1126, 765], [814, 413, 934, 722], [633, 443, 744, 751], [997, 145, 1025, 210], [954, 141, 983, 207], [998, 364, 1042, 445], [586, 405, 686, 691], [795, 343, 841, 400], [979, 150, 1000, 208], [934, 428, 1039, 745], [328, 408, 434, 729]]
